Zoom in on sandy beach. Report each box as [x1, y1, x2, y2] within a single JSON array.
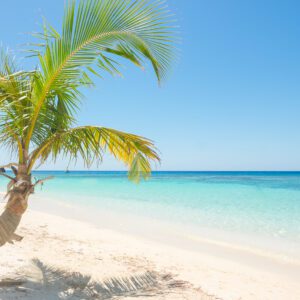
[[0, 203, 299, 300]]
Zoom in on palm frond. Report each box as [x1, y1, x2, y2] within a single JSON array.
[[0, 50, 35, 161], [25, 0, 176, 149], [0, 1, 177, 180], [29, 126, 160, 182]]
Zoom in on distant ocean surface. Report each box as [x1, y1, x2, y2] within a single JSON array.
[[1, 171, 300, 250]]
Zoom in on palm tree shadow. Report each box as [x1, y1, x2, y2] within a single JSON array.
[[14, 258, 195, 299]]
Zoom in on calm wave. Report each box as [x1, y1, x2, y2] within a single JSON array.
[[1, 171, 300, 244]]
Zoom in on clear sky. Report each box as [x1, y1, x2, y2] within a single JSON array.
[[0, 0, 300, 171]]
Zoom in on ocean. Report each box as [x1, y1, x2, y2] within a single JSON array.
[[1, 171, 300, 258]]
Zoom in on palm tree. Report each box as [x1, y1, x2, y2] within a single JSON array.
[[0, 0, 175, 246]]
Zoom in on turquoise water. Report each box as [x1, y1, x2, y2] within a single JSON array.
[[1, 171, 300, 245]]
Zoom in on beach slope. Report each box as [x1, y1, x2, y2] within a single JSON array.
[[0, 209, 299, 300]]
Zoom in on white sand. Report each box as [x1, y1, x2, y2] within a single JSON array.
[[0, 206, 299, 300]]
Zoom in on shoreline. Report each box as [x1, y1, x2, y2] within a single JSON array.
[[0, 202, 299, 299], [30, 195, 300, 266]]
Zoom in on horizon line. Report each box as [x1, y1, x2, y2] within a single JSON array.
[[28, 170, 300, 172]]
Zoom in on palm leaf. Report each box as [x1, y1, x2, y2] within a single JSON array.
[[28, 126, 160, 182], [25, 0, 176, 149], [0, 0, 177, 181], [0, 50, 35, 161]]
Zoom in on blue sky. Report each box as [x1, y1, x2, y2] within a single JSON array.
[[0, 0, 300, 171]]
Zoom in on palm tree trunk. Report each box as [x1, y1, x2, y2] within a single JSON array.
[[0, 164, 32, 246], [0, 209, 22, 246]]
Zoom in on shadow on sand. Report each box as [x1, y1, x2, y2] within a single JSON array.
[[0, 258, 219, 299]]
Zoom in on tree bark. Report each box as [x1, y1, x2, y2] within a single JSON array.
[[0, 164, 32, 246]]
